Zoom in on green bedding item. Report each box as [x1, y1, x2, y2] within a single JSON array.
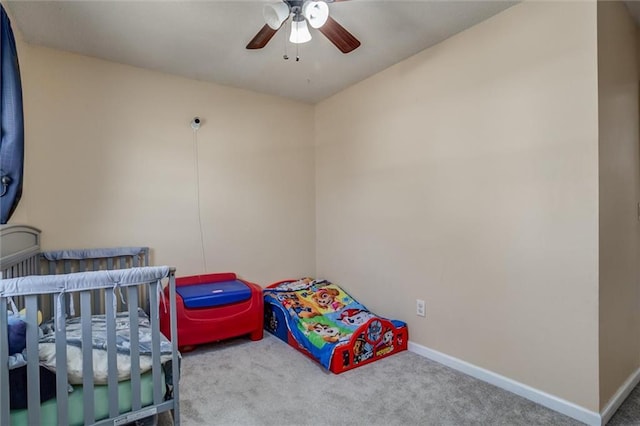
[[10, 370, 164, 426], [298, 316, 352, 349]]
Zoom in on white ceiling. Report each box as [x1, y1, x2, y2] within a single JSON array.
[[5, 1, 526, 103]]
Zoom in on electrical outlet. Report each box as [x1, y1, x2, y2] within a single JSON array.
[[416, 299, 426, 317]]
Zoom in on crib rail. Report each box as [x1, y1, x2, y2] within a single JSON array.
[[40, 247, 151, 316], [41, 247, 150, 274], [2, 245, 152, 318], [0, 266, 180, 426], [0, 225, 41, 279]]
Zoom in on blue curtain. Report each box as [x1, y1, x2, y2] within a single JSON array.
[[0, 4, 24, 224]]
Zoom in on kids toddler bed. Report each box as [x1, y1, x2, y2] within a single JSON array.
[[0, 225, 181, 425], [263, 278, 408, 374]]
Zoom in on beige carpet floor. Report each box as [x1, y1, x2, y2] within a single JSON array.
[[172, 333, 635, 426]]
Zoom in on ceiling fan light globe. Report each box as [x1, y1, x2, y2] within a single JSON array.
[[264, 3, 290, 30], [289, 19, 312, 44], [302, 1, 329, 29]]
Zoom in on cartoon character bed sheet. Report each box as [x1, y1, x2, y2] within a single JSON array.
[[263, 278, 408, 373]]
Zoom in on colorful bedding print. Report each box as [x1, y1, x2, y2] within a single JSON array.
[[263, 278, 406, 370]]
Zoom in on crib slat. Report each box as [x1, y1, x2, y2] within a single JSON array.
[[149, 280, 162, 404], [93, 286, 103, 314], [55, 293, 69, 426], [143, 249, 149, 267], [128, 286, 142, 410], [140, 257, 149, 313], [25, 296, 41, 426], [81, 291, 95, 424], [169, 271, 181, 425], [93, 290, 101, 314], [0, 299, 10, 426], [48, 292, 56, 322], [105, 289, 119, 417], [137, 251, 150, 313]]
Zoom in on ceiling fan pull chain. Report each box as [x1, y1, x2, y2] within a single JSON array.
[[296, 42, 300, 62], [283, 20, 289, 60]]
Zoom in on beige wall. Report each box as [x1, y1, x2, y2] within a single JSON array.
[[8, 0, 640, 415], [598, 1, 640, 409], [9, 41, 316, 285], [316, 1, 600, 410]]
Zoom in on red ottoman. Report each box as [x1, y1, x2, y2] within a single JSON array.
[[160, 272, 263, 350]]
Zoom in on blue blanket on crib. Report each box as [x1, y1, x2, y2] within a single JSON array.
[[39, 308, 172, 357], [7, 314, 26, 355]]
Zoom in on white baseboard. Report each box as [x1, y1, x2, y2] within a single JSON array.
[[408, 341, 601, 426], [600, 367, 640, 425]]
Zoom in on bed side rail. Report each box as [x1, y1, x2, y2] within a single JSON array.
[[0, 266, 180, 426]]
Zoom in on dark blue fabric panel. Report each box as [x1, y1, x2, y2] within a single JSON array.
[[0, 5, 24, 224]]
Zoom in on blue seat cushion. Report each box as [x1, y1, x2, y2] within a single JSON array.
[[177, 280, 252, 309]]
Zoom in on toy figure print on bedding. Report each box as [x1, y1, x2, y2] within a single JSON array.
[[264, 278, 408, 373]]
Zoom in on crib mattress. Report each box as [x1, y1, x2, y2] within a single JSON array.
[[9, 370, 162, 426]]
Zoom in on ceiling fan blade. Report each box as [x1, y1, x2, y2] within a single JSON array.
[[246, 24, 279, 50], [318, 16, 360, 53]]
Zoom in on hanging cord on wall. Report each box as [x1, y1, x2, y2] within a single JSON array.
[[191, 119, 208, 273]]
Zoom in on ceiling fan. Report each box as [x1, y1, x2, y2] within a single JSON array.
[[246, 0, 360, 54]]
